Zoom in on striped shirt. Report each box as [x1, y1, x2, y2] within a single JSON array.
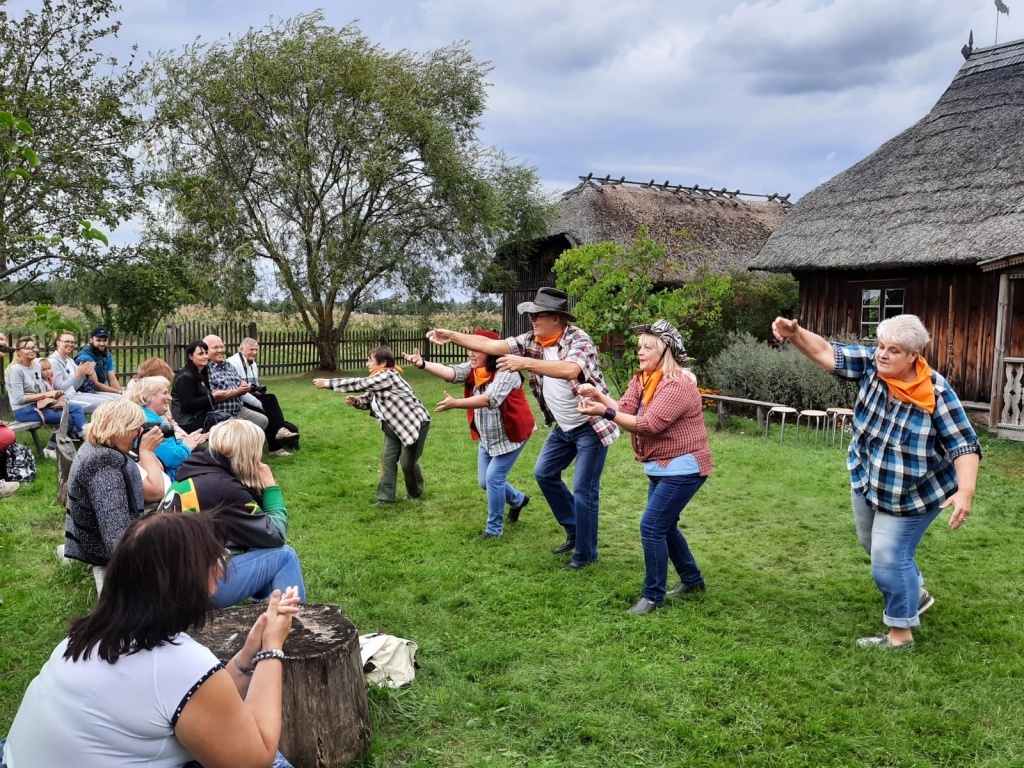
[[449, 363, 534, 456], [506, 325, 620, 447], [832, 343, 981, 515], [324, 370, 430, 446]]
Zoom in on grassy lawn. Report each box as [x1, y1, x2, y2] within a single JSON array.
[[3, 370, 1024, 767]]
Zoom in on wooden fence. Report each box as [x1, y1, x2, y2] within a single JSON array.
[[0, 322, 472, 393]]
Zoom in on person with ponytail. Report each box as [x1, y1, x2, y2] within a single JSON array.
[[578, 320, 712, 614], [313, 346, 431, 504], [403, 330, 535, 539], [772, 313, 981, 650]]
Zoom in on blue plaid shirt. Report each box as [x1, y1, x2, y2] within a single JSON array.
[[833, 343, 981, 516]]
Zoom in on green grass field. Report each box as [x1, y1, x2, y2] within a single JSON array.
[[3, 371, 1024, 767]]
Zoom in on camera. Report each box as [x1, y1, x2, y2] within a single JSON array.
[[249, 385, 268, 397], [141, 420, 176, 439]]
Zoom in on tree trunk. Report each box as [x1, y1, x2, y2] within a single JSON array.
[[191, 603, 371, 767]]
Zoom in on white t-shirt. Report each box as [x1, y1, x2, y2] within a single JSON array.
[[4, 633, 222, 768], [541, 346, 588, 431]]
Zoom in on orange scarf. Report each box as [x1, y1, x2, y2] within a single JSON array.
[[640, 370, 663, 406], [372, 365, 404, 376], [878, 356, 935, 413], [535, 331, 563, 348], [473, 367, 494, 388]]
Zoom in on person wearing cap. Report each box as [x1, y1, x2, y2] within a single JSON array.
[[74, 327, 122, 394], [427, 287, 619, 570], [578, 320, 712, 613], [403, 330, 536, 539]]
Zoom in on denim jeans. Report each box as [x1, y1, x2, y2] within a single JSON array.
[[477, 441, 529, 535], [852, 491, 940, 628], [533, 423, 609, 565], [185, 751, 293, 768], [14, 403, 86, 444], [211, 546, 306, 609], [641, 474, 707, 603], [378, 421, 429, 502]]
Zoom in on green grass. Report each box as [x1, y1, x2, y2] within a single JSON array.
[[3, 371, 1024, 767]]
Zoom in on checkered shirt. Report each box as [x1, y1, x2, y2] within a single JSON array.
[[207, 360, 244, 417], [505, 325, 620, 447], [325, 370, 430, 446], [450, 362, 533, 456], [832, 343, 981, 515], [619, 373, 713, 475]]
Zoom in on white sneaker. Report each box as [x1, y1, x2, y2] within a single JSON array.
[[0, 480, 20, 499], [55, 543, 73, 566], [43, 447, 57, 460], [275, 427, 298, 440]]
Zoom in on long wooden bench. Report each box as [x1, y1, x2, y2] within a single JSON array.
[[9, 420, 45, 455], [701, 394, 787, 429]]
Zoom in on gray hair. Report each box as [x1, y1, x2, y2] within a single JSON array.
[[876, 314, 931, 354], [239, 337, 258, 349]]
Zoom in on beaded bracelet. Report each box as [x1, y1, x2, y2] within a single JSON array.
[[251, 648, 285, 667]]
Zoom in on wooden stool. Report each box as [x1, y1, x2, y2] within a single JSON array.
[[797, 410, 829, 448], [764, 406, 798, 444], [827, 408, 855, 448], [192, 603, 371, 767]]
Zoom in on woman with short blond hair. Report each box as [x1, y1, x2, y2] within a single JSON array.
[[127, 376, 205, 481]]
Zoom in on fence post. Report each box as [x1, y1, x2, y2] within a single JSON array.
[[247, 321, 258, 341]]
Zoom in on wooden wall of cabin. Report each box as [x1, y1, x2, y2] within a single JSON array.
[[499, 237, 571, 337], [793, 267, 999, 403]]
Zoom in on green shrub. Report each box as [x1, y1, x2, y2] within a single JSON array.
[[707, 333, 858, 410]]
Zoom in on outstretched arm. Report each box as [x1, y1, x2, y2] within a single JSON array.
[[427, 329, 510, 357], [772, 317, 835, 372], [403, 348, 458, 382]]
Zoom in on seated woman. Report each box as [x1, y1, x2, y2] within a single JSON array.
[[62, 400, 168, 593], [127, 376, 206, 481], [172, 341, 217, 433], [5, 337, 87, 456], [165, 419, 306, 609], [3, 512, 300, 768]]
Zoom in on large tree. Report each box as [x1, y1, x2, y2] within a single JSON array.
[[145, 13, 549, 369], [0, 0, 146, 293]]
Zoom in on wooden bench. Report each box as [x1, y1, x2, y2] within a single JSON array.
[[7, 420, 45, 455], [701, 394, 787, 430]]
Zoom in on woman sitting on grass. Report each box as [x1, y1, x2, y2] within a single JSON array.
[[773, 313, 981, 650], [165, 419, 306, 609], [127, 376, 207, 481], [3, 512, 300, 768], [577, 320, 712, 615], [403, 330, 535, 539]]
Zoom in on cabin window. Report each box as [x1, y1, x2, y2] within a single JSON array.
[[860, 287, 905, 339]]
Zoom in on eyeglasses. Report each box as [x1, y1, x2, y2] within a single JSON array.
[[528, 313, 554, 321], [18, 347, 37, 353], [58, 338, 75, 344]]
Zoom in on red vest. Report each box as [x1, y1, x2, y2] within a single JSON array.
[[464, 375, 535, 443]]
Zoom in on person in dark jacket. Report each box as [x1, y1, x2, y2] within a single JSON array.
[[163, 418, 306, 609], [172, 340, 217, 433]]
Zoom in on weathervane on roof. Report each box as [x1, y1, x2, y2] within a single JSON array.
[[995, 0, 1010, 45]]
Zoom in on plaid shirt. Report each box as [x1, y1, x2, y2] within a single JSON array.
[[325, 370, 430, 446], [619, 374, 713, 475], [450, 362, 533, 456], [506, 326, 620, 447], [833, 343, 981, 515], [207, 360, 244, 417]]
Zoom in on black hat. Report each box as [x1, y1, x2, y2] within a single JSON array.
[[516, 287, 576, 323], [91, 327, 109, 338], [632, 319, 689, 365]]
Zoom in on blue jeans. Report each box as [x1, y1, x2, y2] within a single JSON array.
[[477, 441, 529, 535], [533, 423, 609, 565], [185, 752, 292, 768], [212, 546, 306, 610], [641, 474, 707, 603], [852, 491, 940, 628], [14, 403, 86, 444]]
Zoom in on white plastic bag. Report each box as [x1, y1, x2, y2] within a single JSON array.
[[359, 632, 418, 689]]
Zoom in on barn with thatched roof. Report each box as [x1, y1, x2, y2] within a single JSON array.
[[490, 174, 790, 337], [750, 36, 1024, 438]]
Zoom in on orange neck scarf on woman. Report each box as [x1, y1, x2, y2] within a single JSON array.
[[473, 367, 494, 388], [640, 370, 664, 406], [878, 356, 935, 413], [535, 330, 563, 348], [372, 365, 403, 376]]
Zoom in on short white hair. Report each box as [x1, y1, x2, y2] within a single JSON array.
[[876, 314, 931, 354]]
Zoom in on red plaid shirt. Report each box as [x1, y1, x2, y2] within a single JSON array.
[[618, 374, 712, 475]]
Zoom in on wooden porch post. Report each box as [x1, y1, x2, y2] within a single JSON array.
[[988, 272, 1011, 433]]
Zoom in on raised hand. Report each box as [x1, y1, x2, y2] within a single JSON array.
[[260, 586, 301, 650], [139, 426, 164, 452], [402, 348, 424, 367], [435, 391, 457, 412], [426, 329, 453, 345], [772, 317, 800, 342]]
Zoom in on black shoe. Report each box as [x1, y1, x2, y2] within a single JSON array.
[[551, 537, 576, 555], [507, 494, 530, 523], [561, 560, 593, 571], [666, 580, 705, 597], [478, 531, 500, 540], [627, 597, 664, 614]]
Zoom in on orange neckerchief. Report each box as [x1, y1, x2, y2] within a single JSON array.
[[535, 330, 563, 348], [878, 356, 935, 414], [473, 367, 494, 388], [640, 370, 664, 406], [372, 365, 404, 376]]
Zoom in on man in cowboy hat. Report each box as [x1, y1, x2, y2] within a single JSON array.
[[427, 287, 619, 570]]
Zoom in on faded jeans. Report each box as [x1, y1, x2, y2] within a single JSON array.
[[640, 474, 706, 603], [14, 403, 86, 444], [852, 490, 939, 629], [477, 441, 529, 536], [212, 546, 306, 609], [378, 421, 429, 502]]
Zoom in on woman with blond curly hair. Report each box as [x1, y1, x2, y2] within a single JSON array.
[[166, 419, 306, 609], [127, 376, 206, 480]]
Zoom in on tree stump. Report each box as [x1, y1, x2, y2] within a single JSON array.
[[192, 602, 371, 767]]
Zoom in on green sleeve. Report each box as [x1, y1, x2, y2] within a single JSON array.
[[260, 485, 289, 537]]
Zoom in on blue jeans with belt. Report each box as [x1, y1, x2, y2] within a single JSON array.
[[533, 423, 609, 565], [641, 474, 706, 602], [14, 403, 86, 444]]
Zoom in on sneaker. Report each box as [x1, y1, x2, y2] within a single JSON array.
[[43, 447, 57, 460], [918, 590, 935, 615], [0, 480, 19, 499], [666, 580, 706, 597], [507, 494, 530, 523], [270, 448, 292, 457], [856, 635, 914, 650], [275, 427, 299, 440], [55, 543, 72, 567]]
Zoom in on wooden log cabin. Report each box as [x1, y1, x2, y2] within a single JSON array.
[[484, 175, 790, 338], [749, 36, 1024, 439]]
